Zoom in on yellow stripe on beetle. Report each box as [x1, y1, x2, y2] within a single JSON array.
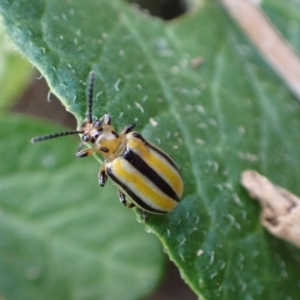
[[126, 133, 183, 197], [107, 158, 178, 212], [31, 71, 184, 220]]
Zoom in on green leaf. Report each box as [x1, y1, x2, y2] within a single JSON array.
[[0, 18, 32, 110], [0, 114, 164, 300], [1, 0, 300, 299]]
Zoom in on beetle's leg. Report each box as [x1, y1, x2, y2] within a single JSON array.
[[138, 209, 149, 222], [74, 148, 94, 158], [98, 164, 107, 187], [120, 123, 136, 135], [103, 114, 111, 125], [118, 190, 135, 208], [76, 142, 84, 152]]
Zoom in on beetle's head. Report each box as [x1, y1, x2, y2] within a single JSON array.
[[80, 118, 104, 144]]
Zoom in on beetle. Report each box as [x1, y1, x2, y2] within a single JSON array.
[[31, 71, 183, 219]]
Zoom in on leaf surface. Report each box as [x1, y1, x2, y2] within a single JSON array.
[[0, 19, 31, 110], [1, 0, 300, 299]]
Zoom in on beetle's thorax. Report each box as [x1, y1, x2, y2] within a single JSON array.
[[94, 125, 126, 161], [80, 120, 126, 161]]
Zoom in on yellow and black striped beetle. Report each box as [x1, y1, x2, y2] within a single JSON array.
[[32, 72, 183, 219]]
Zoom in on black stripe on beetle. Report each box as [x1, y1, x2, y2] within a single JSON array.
[[131, 132, 181, 173], [106, 167, 167, 214], [123, 149, 179, 202]]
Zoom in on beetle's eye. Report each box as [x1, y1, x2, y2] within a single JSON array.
[[92, 132, 99, 140], [94, 120, 102, 128], [82, 134, 89, 142]]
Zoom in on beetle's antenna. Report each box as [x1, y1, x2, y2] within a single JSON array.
[[87, 71, 95, 122], [31, 130, 83, 143]]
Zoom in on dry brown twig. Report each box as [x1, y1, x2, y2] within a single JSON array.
[[241, 170, 300, 248], [221, 0, 300, 100]]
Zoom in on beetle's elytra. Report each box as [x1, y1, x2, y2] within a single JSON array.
[[32, 72, 183, 219]]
